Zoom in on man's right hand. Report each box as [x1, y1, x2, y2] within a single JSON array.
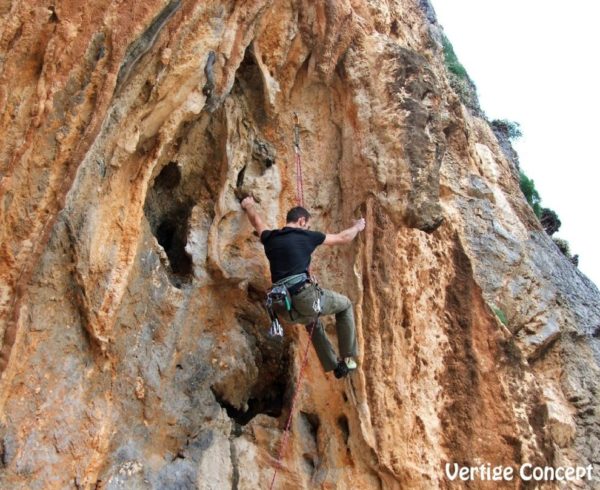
[[241, 196, 255, 211], [241, 196, 267, 234]]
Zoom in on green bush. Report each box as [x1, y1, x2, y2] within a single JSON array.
[[519, 174, 579, 266], [519, 171, 542, 218], [553, 237, 570, 256], [441, 34, 481, 113], [491, 119, 522, 140], [552, 238, 579, 265], [442, 34, 468, 79]]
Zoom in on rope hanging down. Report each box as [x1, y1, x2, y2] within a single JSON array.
[[269, 320, 317, 490], [268, 114, 313, 490], [293, 113, 304, 207]]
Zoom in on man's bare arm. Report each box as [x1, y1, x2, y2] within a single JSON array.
[[323, 218, 366, 245], [241, 196, 267, 236]]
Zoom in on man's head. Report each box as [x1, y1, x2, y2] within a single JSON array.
[[286, 206, 311, 229]]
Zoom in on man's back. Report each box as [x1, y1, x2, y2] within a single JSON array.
[[260, 227, 325, 282], [242, 197, 363, 377]]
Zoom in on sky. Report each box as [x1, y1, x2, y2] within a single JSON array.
[[431, 0, 600, 288]]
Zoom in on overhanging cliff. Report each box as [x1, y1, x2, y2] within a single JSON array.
[[1, 1, 599, 488]]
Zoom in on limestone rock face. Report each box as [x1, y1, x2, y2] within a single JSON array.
[[1, 1, 599, 488]]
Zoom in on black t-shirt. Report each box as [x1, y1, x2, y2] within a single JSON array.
[[260, 227, 326, 282]]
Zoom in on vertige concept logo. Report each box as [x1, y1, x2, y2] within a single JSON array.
[[445, 463, 594, 483]]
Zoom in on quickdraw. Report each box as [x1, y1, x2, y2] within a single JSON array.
[[265, 284, 292, 337]]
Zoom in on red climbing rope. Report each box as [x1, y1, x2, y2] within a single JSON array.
[[268, 320, 317, 490], [268, 114, 312, 490], [293, 113, 304, 207]]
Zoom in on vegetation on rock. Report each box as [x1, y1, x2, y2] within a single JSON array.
[[491, 119, 522, 140], [540, 207, 561, 236], [519, 170, 577, 263], [441, 33, 481, 114], [519, 170, 542, 218]]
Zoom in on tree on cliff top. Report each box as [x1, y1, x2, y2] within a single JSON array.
[[491, 119, 522, 140], [540, 208, 561, 236]]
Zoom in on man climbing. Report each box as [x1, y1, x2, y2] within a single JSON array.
[[241, 196, 365, 379]]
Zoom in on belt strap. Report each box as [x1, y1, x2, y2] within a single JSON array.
[[273, 272, 308, 288], [289, 280, 311, 296]]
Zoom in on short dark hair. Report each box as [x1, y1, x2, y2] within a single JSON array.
[[286, 206, 311, 223]]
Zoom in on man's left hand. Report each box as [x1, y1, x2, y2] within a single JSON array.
[[353, 217, 366, 231]]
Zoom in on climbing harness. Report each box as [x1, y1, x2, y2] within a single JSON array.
[[265, 273, 309, 337], [264, 272, 322, 338]]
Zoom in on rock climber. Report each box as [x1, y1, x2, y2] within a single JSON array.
[[241, 196, 365, 378]]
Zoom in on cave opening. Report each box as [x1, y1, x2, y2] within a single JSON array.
[[233, 45, 267, 125], [155, 161, 182, 189], [211, 377, 287, 427], [144, 160, 194, 288], [155, 204, 193, 280], [211, 316, 292, 426]]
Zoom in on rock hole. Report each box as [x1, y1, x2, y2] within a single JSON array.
[[210, 316, 292, 426], [337, 415, 350, 445], [155, 204, 193, 282], [300, 411, 320, 440], [302, 453, 316, 472], [236, 164, 247, 189], [443, 124, 457, 140], [211, 382, 286, 426], [155, 161, 181, 189], [49, 6, 59, 22], [234, 46, 267, 124], [0, 437, 6, 467], [140, 80, 153, 104], [144, 161, 194, 287], [299, 412, 320, 476]]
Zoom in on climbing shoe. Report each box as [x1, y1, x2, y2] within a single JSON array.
[[344, 357, 357, 370], [333, 357, 357, 379], [333, 361, 348, 378]]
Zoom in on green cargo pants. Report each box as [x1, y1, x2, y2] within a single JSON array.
[[275, 284, 358, 372]]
